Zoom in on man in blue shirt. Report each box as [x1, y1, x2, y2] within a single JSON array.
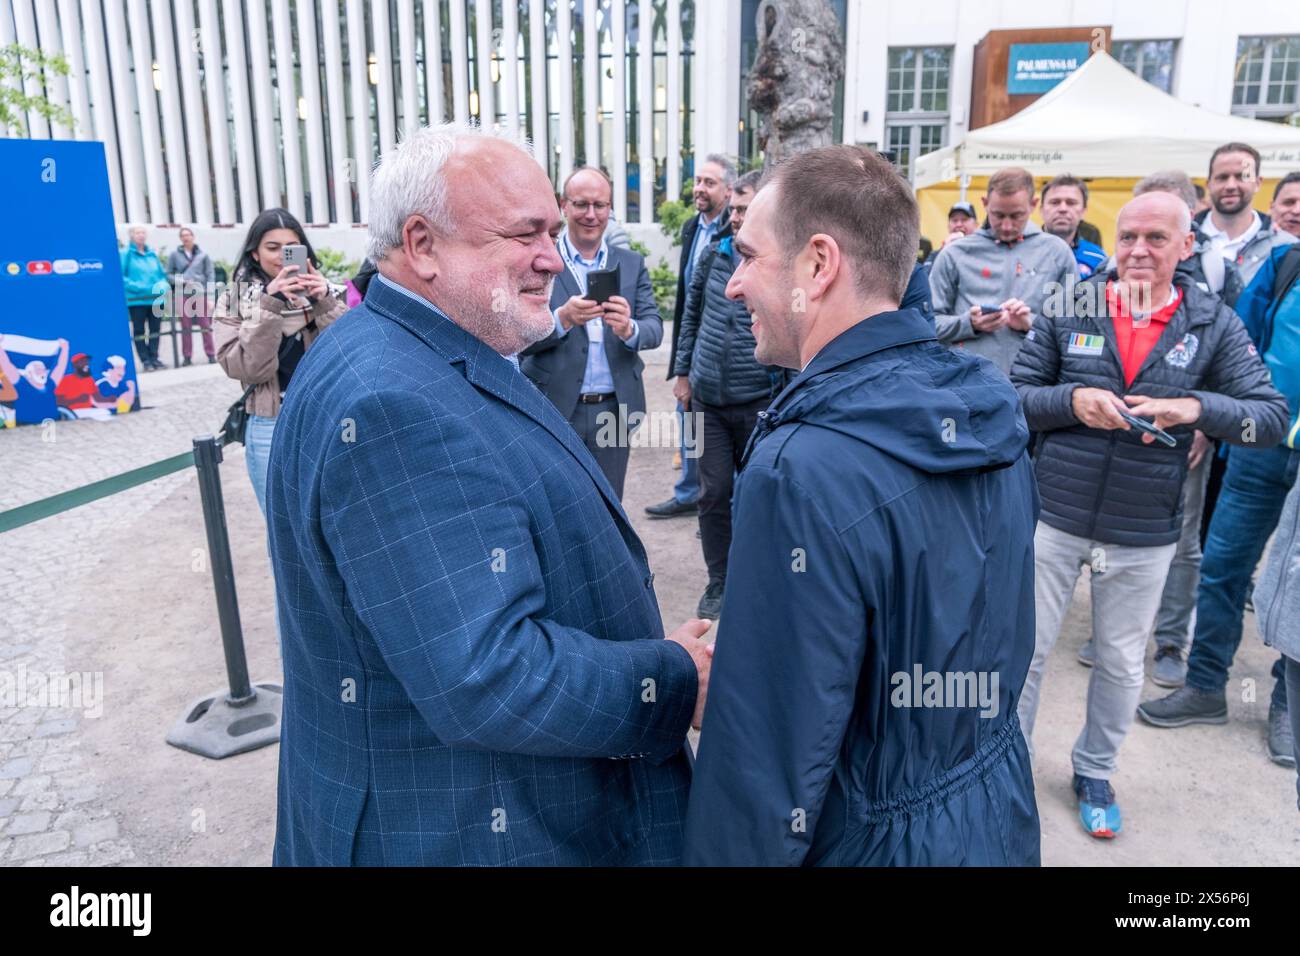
[[1041, 174, 1107, 278], [519, 166, 663, 498]]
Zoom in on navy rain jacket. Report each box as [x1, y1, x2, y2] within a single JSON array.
[[683, 307, 1041, 866]]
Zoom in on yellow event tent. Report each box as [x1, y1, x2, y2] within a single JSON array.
[[913, 51, 1300, 253]]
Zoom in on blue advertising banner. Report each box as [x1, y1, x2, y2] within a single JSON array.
[[0, 139, 140, 429], [1007, 42, 1091, 94]]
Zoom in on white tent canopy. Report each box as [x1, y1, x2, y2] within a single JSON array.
[[914, 51, 1300, 189]]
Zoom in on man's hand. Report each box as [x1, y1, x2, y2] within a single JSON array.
[[666, 618, 714, 730], [969, 304, 1008, 334], [1071, 386, 1130, 430], [1188, 429, 1211, 469], [673, 375, 691, 407], [1002, 298, 1032, 332], [943, 230, 965, 249], [557, 295, 602, 330], [1124, 394, 1202, 443], [602, 295, 634, 341]]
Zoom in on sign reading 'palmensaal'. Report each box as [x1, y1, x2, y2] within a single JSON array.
[[1007, 42, 1092, 94]]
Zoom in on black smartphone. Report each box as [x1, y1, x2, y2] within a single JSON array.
[[977, 304, 1003, 316], [1119, 409, 1177, 447], [584, 265, 621, 304]]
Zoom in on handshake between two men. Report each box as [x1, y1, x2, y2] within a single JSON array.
[[666, 618, 715, 730], [268, 129, 1043, 869]]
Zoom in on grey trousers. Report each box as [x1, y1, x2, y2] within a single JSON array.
[[1018, 522, 1176, 780], [1151, 452, 1212, 653], [571, 396, 630, 500]]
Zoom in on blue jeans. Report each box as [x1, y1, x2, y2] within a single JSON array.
[[244, 413, 282, 654], [245, 414, 277, 518], [674, 400, 700, 504], [1186, 444, 1297, 708]]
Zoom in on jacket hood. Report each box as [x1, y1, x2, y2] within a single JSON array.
[[765, 309, 1029, 475]]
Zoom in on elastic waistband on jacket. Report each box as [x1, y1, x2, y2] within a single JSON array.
[[855, 714, 1025, 823]]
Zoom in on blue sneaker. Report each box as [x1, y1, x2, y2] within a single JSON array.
[[1073, 774, 1121, 838]]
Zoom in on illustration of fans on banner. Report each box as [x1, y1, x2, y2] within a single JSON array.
[[0, 139, 140, 429]]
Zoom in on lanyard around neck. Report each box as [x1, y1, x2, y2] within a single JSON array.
[[560, 234, 606, 294]]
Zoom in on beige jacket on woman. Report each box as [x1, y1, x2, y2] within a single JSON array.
[[213, 274, 348, 418]]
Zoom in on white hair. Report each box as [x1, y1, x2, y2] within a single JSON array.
[[703, 153, 738, 187], [1133, 170, 1198, 215], [366, 122, 537, 263]]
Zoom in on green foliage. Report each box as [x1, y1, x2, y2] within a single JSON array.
[[0, 44, 75, 136], [649, 257, 678, 319], [657, 200, 693, 247], [313, 246, 360, 285], [628, 239, 677, 316]]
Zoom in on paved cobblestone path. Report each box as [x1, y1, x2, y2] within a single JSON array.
[[0, 365, 242, 865]]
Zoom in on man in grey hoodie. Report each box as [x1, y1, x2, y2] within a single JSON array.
[[929, 167, 1078, 376]]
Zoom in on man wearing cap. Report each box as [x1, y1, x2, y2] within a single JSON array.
[[55, 353, 115, 413], [926, 201, 979, 266], [929, 167, 1077, 376]]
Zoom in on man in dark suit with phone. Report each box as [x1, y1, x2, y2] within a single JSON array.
[[521, 166, 663, 498]]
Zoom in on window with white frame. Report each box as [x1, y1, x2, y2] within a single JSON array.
[[1114, 40, 1177, 93], [1232, 36, 1300, 122], [884, 46, 951, 181]]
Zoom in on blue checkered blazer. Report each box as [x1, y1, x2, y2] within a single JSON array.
[[266, 276, 697, 866]]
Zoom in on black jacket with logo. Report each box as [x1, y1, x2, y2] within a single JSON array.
[[1010, 270, 1288, 547]]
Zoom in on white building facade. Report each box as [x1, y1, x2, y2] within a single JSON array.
[[1, 0, 1297, 258]]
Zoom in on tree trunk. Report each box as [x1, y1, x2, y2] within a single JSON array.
[[746, 0, 845, 169]]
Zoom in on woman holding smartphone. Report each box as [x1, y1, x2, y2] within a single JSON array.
[[214, 208, 347, 516]]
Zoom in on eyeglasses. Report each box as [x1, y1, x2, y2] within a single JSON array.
[[565, 200, 611, 213]]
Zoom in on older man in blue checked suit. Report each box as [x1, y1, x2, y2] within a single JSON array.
[[266, 124, 713, 866]]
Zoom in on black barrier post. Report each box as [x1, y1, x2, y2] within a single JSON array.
[[165, 434, 282, 758], [168, 315, 180, 369], [193, 435, 253, 703]]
